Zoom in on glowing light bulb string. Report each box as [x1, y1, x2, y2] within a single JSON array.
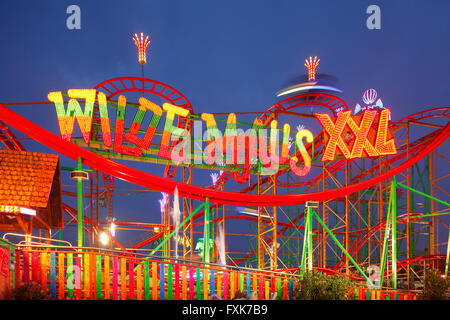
[[132, 32, 151, 96]]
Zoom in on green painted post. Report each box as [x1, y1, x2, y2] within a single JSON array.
[[204, 197, 211, 263], [379, 194, 392, 289], [391, 178, 398, 289], [211, 206, 215, 261], [96, 255, 102, 299], [167, 264, 173, 300], [67, 253, 74, 298], [277, 278, 281, 300], [144, 260, 150, 300], [311, 210, 372, 284], [300, 209, 309, 274], [308, 208, 313, 271], [77, 157, 84, 247], [196, 268, 201, 300]]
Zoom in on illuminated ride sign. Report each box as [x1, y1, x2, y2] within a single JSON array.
[[48, 89, 396, 184]]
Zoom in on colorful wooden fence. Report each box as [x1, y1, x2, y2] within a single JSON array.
[[11, 248, 423, 300], [13, 249, 301, 300], [353, 287, 422, 300]]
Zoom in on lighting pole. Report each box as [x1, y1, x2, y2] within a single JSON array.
[[132, 32, 150, 95], [70, 157, 89, 247]]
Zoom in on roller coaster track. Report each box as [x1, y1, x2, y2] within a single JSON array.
[[0, 120, 24, 151], [0, 94, 448, 261], [0, 101, 448, 206], [200, 104, 450, 265]]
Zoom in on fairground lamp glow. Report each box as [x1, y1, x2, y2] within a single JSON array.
[[99, 232, 109, 246], [132, 32, 150, 65], [304, 56, 320, 81]]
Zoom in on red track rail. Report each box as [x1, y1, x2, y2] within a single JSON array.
[[94, 77, 194, 180], [0, 102, 448, 207]]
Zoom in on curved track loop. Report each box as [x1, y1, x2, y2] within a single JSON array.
[[0, 102, 448, 207], [393, 107, 450, 128], [259, 93, 349, 124], [94, 77, 193, 111], [94, 77, 194, 179]]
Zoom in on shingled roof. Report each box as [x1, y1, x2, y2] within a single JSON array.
[[0, 150, 62, 231], [0, 150, 58, 208]]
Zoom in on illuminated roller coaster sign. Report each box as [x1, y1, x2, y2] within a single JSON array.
[[47, 89, 396, 183]]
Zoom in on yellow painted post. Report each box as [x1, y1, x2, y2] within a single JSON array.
[[121, 257, 127, 300], [136, 264, 142, 300], [84, 253, 90, 299], [265, 280, 270, 300], [40, 252, 47, 291], [57, 253, 64, 299], [152, 262, 158, 300], [230, 272, 235, 299], [182, 266, 187, 300], [203, 269, 209, 300], [104, 255, 110, 299], [252, 274, 257, 294]]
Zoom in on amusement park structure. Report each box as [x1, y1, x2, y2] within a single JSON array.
[[0, 35, 448, 300]]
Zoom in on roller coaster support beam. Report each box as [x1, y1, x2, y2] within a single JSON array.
[[397, 182, 450, 279], [63, 164, 92, 247], [311, 210, 372, 285], [151, 200, 210, 257], [307, 207, 313, 271], [77, 158, 85, 248], [300, 208, 309, 274], [391, 177, 397, 289], [204, 197, 211, 263], [397, 183, 450, 207], [446, 229, 450, 279], [68, 157, 90, 247], [300, 202, 317, 274], [379, 179, 394, 289]]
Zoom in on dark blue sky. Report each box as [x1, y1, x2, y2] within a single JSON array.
[[0, 1, 449, 254]]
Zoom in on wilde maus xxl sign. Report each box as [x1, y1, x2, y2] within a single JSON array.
[[48, 89, 396, 184]]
